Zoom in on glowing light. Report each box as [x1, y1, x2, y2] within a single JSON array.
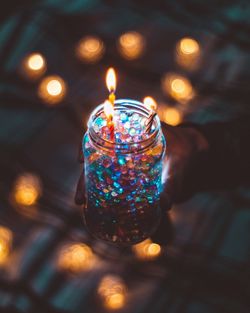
[[104, 100, 114, 120], [58, 243, 95, 273], [162, 107, 182, 126], [76, 36, 105, 63], [98, 275, 127, 310], [143, 96, 157, 111], [21, 52, 46, 80], [118, 31, 145, 60], [14, 173, 42, 206], [38, 75, 67, 105], [133, 238, 161, 260], [179, 37, 199, 55], [162, 73, 194, 103], [176, 37, 200, 70], [106, 67, 116, 92], [0, 226, 12, 265], [46, 80, 62, 96]]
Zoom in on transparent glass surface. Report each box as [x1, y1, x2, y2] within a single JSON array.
[[83, 99, 166, 245]]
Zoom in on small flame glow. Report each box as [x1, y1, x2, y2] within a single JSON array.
[[106, 68, 116, 92], [104, 100, 114, 119], [143, 96, 157, 111]]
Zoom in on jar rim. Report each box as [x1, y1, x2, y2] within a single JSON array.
[[87, 99, 161, 153]]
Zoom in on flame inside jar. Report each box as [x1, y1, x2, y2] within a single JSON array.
[[83, 99, 166, 245]]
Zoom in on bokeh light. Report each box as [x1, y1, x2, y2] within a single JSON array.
[[176, 37, 200, 70], [38, 75, 67, 105], [118, 31, 145, 60], [76, 36, 105, 63], [13, 173, 42, 207], [58, 243, 95, 273], [0, 226, 13, 265], [159, 106, 182, 126], [132, 239, 161, 260], [143, 96, 157, 111], [162, 73, 194, 103], [98, 275, 127, 310], [21, 52, 47, 80]]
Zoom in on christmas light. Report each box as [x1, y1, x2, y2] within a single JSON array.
[[0, 226, 12, 265]]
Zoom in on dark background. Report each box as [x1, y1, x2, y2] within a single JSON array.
[[0, 1, 250, 313]]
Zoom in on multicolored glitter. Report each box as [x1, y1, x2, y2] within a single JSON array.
[[83, 99, 166, 245]]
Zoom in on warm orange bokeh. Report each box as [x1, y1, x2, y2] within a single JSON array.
[[14, 173, 42, 206], [133, 238, 161, 260], [58, 243, 95, 273], [21, 52, 47, 80], [98, 275, 127, 310], [76, 36, 105, 63], [118, 31, 145, 60], [38, 75, 67, 105], [162, 73, 194, 103]]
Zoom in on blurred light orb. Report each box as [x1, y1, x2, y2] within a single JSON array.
[[143, 96, 157, 111], [58, 243, 95, 273], [76, 36, 105, 63], [38, 75, 67, 105], [14, 173, 42, 206], [0, 226, 13, 265], [179, 37, 199, 55], [133, 239, 161, 260], [176, 37, 200, 70], [162, 73, 194, 103], [21, 52, 46, 80], [98, 275, 127, 310], [118, 31, 145, 60], [162, 107, 182, 126]]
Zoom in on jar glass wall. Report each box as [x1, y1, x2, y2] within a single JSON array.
[[83, 99, 166, 245]]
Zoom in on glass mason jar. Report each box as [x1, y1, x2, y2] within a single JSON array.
[[83, 99, 166, 245]]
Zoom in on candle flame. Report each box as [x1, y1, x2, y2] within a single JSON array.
[[104, 100, 114, 119], [106, 68, 116, 92], [143, 96, 157, 111]]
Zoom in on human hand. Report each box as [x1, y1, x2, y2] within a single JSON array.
[[159, 122, 209, 208]]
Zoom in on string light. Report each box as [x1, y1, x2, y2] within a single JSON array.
[[13, 173, 42, 207], [0, 226, 12, 265], [98, 275, 127, 310], [176, 37, 200, 70], [132, 238, 161, 260], [38, 75, 67, 105], [118, 31, 145, 60], [162, 73, 194, 103], [58, 243, 95, 273], [76, 36, 105, 63], [21, 52, 46, 80]]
